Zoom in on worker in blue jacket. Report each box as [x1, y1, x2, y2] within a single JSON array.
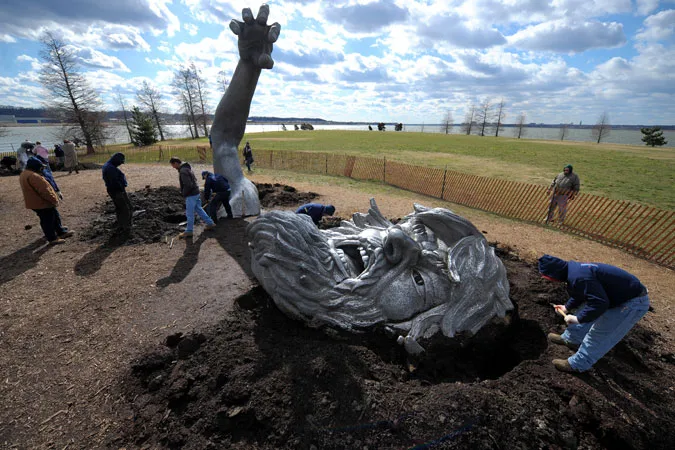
[[538, 254, 650, 373], [295, 203, 336, 225], [102, 153, 132, 233], [201, 171, 233, 223]]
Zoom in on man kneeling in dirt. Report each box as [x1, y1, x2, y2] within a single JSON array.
[[295, 203, 336, 226], [169, 157, 216, 239], [201, 171, 233, 223], [102, 152, 132, 234], [539, 254, 650, 373]]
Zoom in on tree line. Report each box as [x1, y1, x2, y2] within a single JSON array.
[[36, 32, 226, 151]]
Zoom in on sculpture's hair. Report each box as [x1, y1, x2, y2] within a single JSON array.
[[247, 205, 512, 346]]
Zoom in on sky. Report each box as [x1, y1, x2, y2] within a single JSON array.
[[0, 0, 674, 125]]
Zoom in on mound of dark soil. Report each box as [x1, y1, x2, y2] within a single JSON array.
[[80, 183, 322, 245], [114, 250, 675, 449], [258, 183, 318, 207]]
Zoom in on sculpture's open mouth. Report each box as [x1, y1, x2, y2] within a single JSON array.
[[333, 241, 371, 278]]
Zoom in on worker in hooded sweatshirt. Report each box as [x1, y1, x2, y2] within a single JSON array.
[[538, 254, 650, 373], [102, 152, 132, 233]]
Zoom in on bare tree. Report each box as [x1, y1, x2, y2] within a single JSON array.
[[494, 98, 506, 137], [559, 123, 570, 141], [115, 91, 134, 144], [190, 63, 210, 136], [39, 31, 106, 153], [440, 110, 453, 134], [217, 69, 230, 94], [476, 98, 493, 137], [592, 112, 611, 144], [515, 112, 527, 138], [172, 66, 200, 138], [461, 104, 476, 135], [136, 81, 166, 141]]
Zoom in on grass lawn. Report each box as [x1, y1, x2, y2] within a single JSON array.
[[98, 131, 675, 210]]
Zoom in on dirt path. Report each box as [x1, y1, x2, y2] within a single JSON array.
[[0, 164, 673, 448]]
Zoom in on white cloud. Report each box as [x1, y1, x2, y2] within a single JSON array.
[[67, 46, 131, 72], [636, 9, 675, 42], [635, 0, 660, 16], [184, 23, 199, 36], [508, 19, 626, 53]]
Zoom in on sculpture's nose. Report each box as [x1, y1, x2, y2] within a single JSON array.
[[383, 228, 420, 265]]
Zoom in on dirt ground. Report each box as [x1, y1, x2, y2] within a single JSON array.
[[0, 164, 674, 449]]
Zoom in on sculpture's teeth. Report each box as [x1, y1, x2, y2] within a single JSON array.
[[362, 255, 369, 266]]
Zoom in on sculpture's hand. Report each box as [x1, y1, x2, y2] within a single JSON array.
[[229, 5, 281, 69]]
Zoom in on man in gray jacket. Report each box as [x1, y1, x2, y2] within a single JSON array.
[[546, 164, 580, 225], [170, 157, 215, 238]]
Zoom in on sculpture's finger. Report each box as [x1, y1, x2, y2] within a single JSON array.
[[267, 22, 281, 43], [229, 19, 243, 36], [242, 7, 254, 24], [256, 4, 269, 26], [258, 53, 274, 69]]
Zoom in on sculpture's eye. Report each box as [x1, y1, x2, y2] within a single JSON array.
[[412, 269, 424, 286]]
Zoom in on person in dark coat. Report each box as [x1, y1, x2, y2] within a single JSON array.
[[53, 144, 65, 168], [201, 171, 233, 223], [539, 254, 650, 373], [170, 157, 215, 238], [242, 141, 254, 172], [295, 203, 336, 225], [102, 153, 132, 233]]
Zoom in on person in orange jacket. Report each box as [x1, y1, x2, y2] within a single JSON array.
[[19, 158, 73, 245]]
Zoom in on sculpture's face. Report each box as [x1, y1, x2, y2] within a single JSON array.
[[247, 200, 513, 353]]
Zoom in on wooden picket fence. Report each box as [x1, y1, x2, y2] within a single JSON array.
[[78, 145, 674, 269]]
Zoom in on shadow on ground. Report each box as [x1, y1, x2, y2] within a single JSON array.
[[74, 233, 129, 276], [0, 239, 52, 286]]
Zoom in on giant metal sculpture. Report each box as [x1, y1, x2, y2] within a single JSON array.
[[211, 5, 280, 216], [247, 199, 514, 354]]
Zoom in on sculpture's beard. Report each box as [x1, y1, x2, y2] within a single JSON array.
[[247, 200, 513, 353]]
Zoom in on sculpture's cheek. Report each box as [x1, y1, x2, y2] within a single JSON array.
[[377, 277, 425, 321]]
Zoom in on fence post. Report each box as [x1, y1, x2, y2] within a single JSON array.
[[325, 154, 328, 174], [383, 157, 386, 182], [441, 165, 448, 199]]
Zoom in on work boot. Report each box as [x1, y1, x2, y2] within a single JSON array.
[[204, 224, 217, 231], [48, 238, 66, 245], [178, 231, 193, 239], [58, 230, 75, 238], [552, 359, 575, 373], [548, 333, 579, 350]]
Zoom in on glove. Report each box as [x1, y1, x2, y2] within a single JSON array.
[[58, 192, 64, 200], [564, 314, 579, 325]]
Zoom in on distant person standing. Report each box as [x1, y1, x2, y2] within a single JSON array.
[[201, 170, 234, 223], [34, 141, 49, 160], [102, 153, 132, 234], [54, 143, 65, 168], [169, 157, 216, 238], [17, 140, 34, 171], [31, 155, 68, 233], [546, 164, 580, 225], [62, 139, 79, 174], [19, 158, 73, 245], [296, 203, 336, 226], [242, 141, 254, 172]]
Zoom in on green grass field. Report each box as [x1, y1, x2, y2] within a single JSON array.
[[99, 131, 675, 210]]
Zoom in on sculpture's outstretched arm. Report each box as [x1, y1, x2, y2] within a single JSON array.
[[211, 4, 280, 216]]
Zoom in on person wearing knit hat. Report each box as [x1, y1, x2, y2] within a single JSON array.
[[538, 254, 650, 373], [546, 164, 580, 225]]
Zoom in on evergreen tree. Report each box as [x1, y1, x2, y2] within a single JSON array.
[[641, 127, 668, 147], [130, 106, 158, 146]]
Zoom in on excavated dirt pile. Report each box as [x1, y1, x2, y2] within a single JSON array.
[[115, 250, 675, 449], [79, 183, 320, 245]]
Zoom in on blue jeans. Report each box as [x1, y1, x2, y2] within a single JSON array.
[[185, 194, 214, 232], [562, 295, 649, 372]]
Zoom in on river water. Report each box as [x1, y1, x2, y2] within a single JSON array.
[[1, 123, 673, 151]]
